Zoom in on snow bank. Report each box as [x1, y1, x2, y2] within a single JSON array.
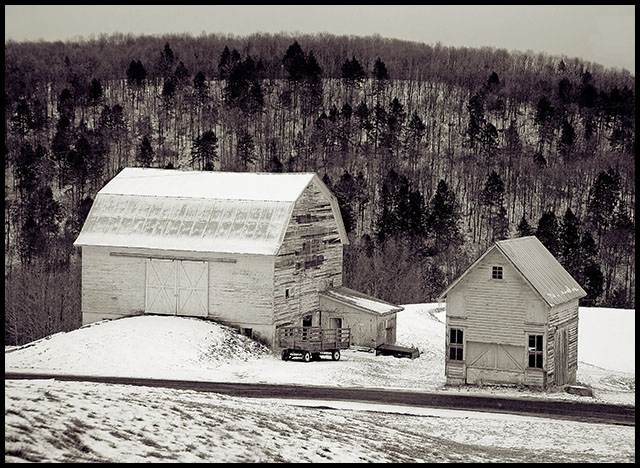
[[5, 315, 270, 378]]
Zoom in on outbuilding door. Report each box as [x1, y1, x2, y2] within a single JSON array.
[[554, 327, 569, 386], [145, 259, 208, 317], [465, 341, 525, 384]]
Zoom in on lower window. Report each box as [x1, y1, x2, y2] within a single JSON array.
[[449, 328, 464, 361], [528, 334, 543, 368]]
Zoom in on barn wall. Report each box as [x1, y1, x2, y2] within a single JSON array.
[[318, 296, 396, 347], [80, 246, 276, 344], [81, 245, 146, 324], [445, 248, 550, 386], [273, 182, 344, 327]]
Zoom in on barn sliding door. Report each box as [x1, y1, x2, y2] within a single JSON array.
[[177, 260, 208, 317], [145, 259, 178, 315], [145, 259, 208, 317]]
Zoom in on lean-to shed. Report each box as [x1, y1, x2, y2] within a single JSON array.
[[73, 167, 401, 348], [438, 236, 586, 388]]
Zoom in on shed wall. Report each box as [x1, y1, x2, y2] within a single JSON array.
[[546, 299, 579, 386], [319, 295, 396, 347]]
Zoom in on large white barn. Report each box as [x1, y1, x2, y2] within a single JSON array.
[[74, 167, 402, 348]]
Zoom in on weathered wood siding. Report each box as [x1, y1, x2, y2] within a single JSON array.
[[319, 295, 396, 347], [273, 182, 343, 328], [80, 245, 276, 343], [445, 248, 551, 386], [546, 299, 579, 386]]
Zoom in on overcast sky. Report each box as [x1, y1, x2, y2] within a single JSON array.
[[4, 5, 635, 74]]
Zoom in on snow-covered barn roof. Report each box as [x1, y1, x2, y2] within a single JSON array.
[[439, 236, 587, 307], [73, 168, 349, 255]]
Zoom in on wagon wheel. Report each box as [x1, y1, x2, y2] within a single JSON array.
[[331, 350, 341, 361], [302, 351, 312, 362], [281, 349, 290, 361]]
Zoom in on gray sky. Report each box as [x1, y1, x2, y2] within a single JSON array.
[[4, 5, 635, 74]]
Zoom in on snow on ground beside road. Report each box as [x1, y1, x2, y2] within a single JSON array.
[[4, 304, 635, 405], [4, 379, 635, 463]]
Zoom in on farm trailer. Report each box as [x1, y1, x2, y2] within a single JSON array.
[[277, 326, 351, 362]]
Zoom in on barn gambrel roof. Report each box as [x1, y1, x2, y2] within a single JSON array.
[[73, 168, 349, 255], [439, 236, 587, 307]]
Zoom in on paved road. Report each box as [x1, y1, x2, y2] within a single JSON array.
[[5, 371, 635, 426]]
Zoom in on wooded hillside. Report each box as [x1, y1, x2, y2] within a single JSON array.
[[5, 32, 635, 345]]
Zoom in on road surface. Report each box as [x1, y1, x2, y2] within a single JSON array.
[[5, 371, 634, 426]]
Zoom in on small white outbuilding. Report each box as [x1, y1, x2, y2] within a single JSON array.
[[439, 236, 586, 388]]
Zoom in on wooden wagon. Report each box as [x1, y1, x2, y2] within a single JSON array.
[[277, 326, 351, 362]]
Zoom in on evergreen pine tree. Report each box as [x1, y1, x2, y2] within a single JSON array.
[[535, 210, 560, 256], [136, 135, 154, 167], [558, 207, 582, 279], [516, 215, 534, 237], [427, 180, 463, 254]]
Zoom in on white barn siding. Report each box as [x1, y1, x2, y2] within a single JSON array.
[[80, 245, 277, 342], [81, 246, 146, 324], [208, 253, 275, 343]]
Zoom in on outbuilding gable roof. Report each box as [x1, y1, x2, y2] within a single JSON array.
[[439, 236, 587, 307], [73, 168, 348, 255], [320, 286, 404, 316]]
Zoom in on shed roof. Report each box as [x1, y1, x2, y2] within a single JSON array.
[[74, 168, 348, 255], [320, 286, 404, 316], [439, 236, 587, 307]]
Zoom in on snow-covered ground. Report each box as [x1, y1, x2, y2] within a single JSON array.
[[5, 303, 635, 462], [5, 378, 635, 463], [5, 303, 635, 405]]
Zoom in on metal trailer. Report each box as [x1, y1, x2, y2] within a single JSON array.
[[277, 326, 351, 362]]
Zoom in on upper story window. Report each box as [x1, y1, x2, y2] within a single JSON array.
[[491, 265, 503, 280]]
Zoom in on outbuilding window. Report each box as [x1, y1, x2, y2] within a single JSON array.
[[491, 266, 503, 280], [449, 328, 464, 361], [528, 334, 543, 368]]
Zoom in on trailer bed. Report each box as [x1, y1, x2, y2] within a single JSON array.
[[277, 326, 350, 362]]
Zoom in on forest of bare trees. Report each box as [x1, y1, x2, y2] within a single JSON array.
[[5, 32, 635, 345]]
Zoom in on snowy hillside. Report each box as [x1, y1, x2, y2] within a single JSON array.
[[5, 304, 635, 405]]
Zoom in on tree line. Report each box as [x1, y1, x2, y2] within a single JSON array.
[[5, 32, 635, 345]]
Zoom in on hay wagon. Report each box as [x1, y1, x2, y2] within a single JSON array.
[[278, 326, 350, 362]]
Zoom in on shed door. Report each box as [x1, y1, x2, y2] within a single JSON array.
[[145, 259, 177, 315], [554, 327, 569, 386], [177, 260, 208, 317]]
